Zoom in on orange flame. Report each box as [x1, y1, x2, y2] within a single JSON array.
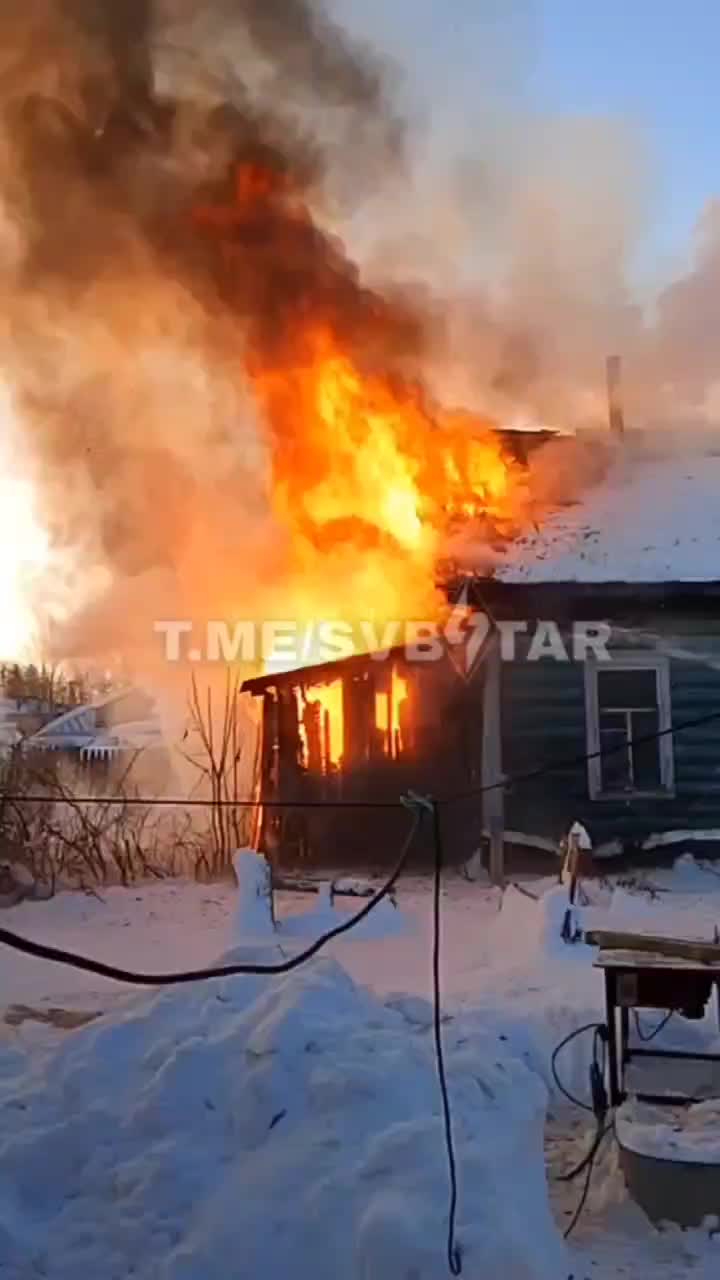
[[194, 164, 533, 674], [254, 327, 521, 555], [307, 680, 343, 769], [375, 666, 409, 759], [250, 327, 528, 667]]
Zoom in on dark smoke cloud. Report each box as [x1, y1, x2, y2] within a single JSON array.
[[3, 0, 413, 350], [5, 0, 720, 674], [0, 0, 418, 614], [64, 0, 153, 102], [221, 0, 386, 110]]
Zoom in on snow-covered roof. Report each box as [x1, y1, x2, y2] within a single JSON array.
[[0, 698, 66, 752], [496, 449, 720, 585], [81, 720, 163, 761], [26, 689, 161, 755], [29, 705, 97, 745]]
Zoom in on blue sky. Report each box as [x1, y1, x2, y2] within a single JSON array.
[[335, 0, 720, 286], [533, 0, 720, 271]]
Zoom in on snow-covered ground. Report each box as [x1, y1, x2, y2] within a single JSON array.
[[2, 855, 720, 1277]]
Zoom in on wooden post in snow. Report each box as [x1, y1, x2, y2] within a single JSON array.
[[481, 634, 505, 886], [606, 355, 625, 438], [566, 828, 581, 905]]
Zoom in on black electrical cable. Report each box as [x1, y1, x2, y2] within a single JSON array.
[[10, 684, 712, 1275], [0, 809, 424, 985], [593, 1025, 607, 1085], [431, 800, 462, 1276], [550, 1023, 603, 1114], [558, 1121, 612, 1185], [5, 700, 720, 814], [633, 1009, 673, 1043], [562, 1123, 612, 1240], [441, 704, 720, 806], [8, 685, 709, 1273], [0, 800, 464, 1277], [565, 1158, 594, 1241], [0, 794, 404, 809], [551, 1024, 613, 1240]]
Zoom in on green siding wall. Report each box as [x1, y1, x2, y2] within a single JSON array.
[[501, 618, 720, 849]]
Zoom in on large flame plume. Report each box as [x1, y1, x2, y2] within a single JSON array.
[[0, 0, 538, 673]]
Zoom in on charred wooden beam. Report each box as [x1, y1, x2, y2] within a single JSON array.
[[273, 875, 397, 905], [343, 672, 375, 769], [302, 697, 323, 773], [481, 633, 505, 886]]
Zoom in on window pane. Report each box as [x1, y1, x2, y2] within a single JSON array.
[[631, 709, 661, 789], [599, 711, 631, 790], [597, 667, 658, 709]]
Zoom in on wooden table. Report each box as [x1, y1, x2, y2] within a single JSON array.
[[594, 946, 720, 1107]]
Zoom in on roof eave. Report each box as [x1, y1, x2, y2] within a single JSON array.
[[241, 642, 414, 696]]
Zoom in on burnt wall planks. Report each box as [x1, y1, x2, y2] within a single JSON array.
[[250, 649, 487, 870]]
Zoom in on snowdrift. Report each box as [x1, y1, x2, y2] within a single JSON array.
[[0, 954, 567, 1279], [229, 849, 409, 946], [469, 886, 605, 1106]]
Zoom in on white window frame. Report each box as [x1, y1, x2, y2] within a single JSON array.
[[584, 653, 675, 800]]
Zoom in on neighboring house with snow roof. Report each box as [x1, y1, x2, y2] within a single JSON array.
[[0, 696, 74, 758], [25, 687, 166, 772]]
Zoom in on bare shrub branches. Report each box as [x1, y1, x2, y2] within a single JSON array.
[[0, 671, 258, 893], [181, 670, 256, 878]]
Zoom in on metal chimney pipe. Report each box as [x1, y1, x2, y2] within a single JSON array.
[[606, 355, 625, 438]]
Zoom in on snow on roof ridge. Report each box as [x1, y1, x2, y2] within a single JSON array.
[[496, 444, 720, 585], [29, 685, 151, 740]]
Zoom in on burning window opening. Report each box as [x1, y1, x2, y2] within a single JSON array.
[[244, 631, 489, 872], [293, 661, 414, 776], [299, 680, 343, 774], [374, 666, 409, 760]]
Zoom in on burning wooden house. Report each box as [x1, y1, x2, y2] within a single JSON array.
[[244, 437, 720, 873], [242, 636, 496, 871]]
